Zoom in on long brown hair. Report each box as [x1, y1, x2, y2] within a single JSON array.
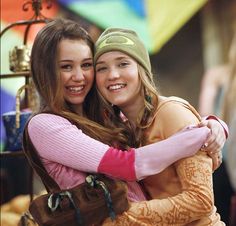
[[31, 18, 130, 148]]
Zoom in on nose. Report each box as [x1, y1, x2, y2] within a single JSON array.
[[72, 67, 84, 81], [107, 68, 120, 80]]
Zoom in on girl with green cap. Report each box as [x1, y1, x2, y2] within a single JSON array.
[[95, 27, 225, 225]]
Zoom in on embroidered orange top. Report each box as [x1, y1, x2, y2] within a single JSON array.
[[142, 96, 225, 225]]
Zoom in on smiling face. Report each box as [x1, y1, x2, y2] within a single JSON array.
[[58, 39, 94, 113], [95, 51, 143, 111]]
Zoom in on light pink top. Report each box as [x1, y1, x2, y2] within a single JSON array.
[[28, 113, 212, 201]]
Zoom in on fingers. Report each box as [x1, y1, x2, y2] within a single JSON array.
[[198, 120, 208, 128], [211, 154, 218, 171], [204, 133, 225, 152], [207, 150, 223, 171], [203, 123, 226, 151], [198, 118, 225, 171], [214, 151, 223, 171], [198, 119, 226, 151]]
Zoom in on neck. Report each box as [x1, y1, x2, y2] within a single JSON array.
[[71, 104, 83, 116], [119, 95, 144, 128]]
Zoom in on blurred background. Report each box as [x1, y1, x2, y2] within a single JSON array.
[[1, 0, 236, 149], [1, 0, 236, 225]]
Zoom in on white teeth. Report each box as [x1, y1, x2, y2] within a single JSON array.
[[108, 84, 125, 90], [68, 86, 84, 92]]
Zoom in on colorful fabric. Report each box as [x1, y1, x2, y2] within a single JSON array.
[[58, 0, 208, 53]]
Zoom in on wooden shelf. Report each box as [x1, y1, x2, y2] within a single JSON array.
[[0, 150, 26, 158], [0, 72, 30, 79]]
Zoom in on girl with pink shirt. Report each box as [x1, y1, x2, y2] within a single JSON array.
[[24, 18, 227, 224]]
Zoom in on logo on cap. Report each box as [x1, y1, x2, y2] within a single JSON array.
[[98, 35, 134, 50]]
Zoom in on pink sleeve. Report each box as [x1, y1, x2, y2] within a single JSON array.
[[204, 115, 229, 138], [98, 125, 210, 180], [28, 114, 209, 181], [28, 113, 109, 173]]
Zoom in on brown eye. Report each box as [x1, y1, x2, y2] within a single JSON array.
[[96, 66, 107, 72], [60, 64, 72, 71], [119, 61, 129, 67], [82, 62, 93, 69]]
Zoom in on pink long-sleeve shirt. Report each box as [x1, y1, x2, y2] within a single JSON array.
[[28, 113, 212, 202]]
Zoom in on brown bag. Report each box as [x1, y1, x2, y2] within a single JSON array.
[[29, 174, 128, 226], [22, 124, 129, 226]]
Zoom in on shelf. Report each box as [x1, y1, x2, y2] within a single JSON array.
[[0, 150, 26, 158], [0, 72, 30, 79]]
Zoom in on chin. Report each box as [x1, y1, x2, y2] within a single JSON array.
[[67, 97, 85, 105], [109, 99, 125, 106]]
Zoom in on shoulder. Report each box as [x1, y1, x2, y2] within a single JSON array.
[[156, 96, 189, 110], [28, 113, 72, 132], [156, 96, 199, 119], [153, 96, 200, 137], [27, 113, 84, 151]]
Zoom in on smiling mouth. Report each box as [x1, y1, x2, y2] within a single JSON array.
[[66, 86, 85, 93], [108, 84, 126, 91]]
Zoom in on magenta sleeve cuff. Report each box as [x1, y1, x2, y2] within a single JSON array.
[[97, 147, 136, 181], [205, 115, 229, 138]]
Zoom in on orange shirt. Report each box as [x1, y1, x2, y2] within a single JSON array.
[[142, 96, 224, 225]]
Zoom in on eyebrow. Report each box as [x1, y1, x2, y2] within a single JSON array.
[[59, 59, 72, 63], [95, 61, 105, 66], [59, 57, 93, 63], [83, 57, 93, 61]]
